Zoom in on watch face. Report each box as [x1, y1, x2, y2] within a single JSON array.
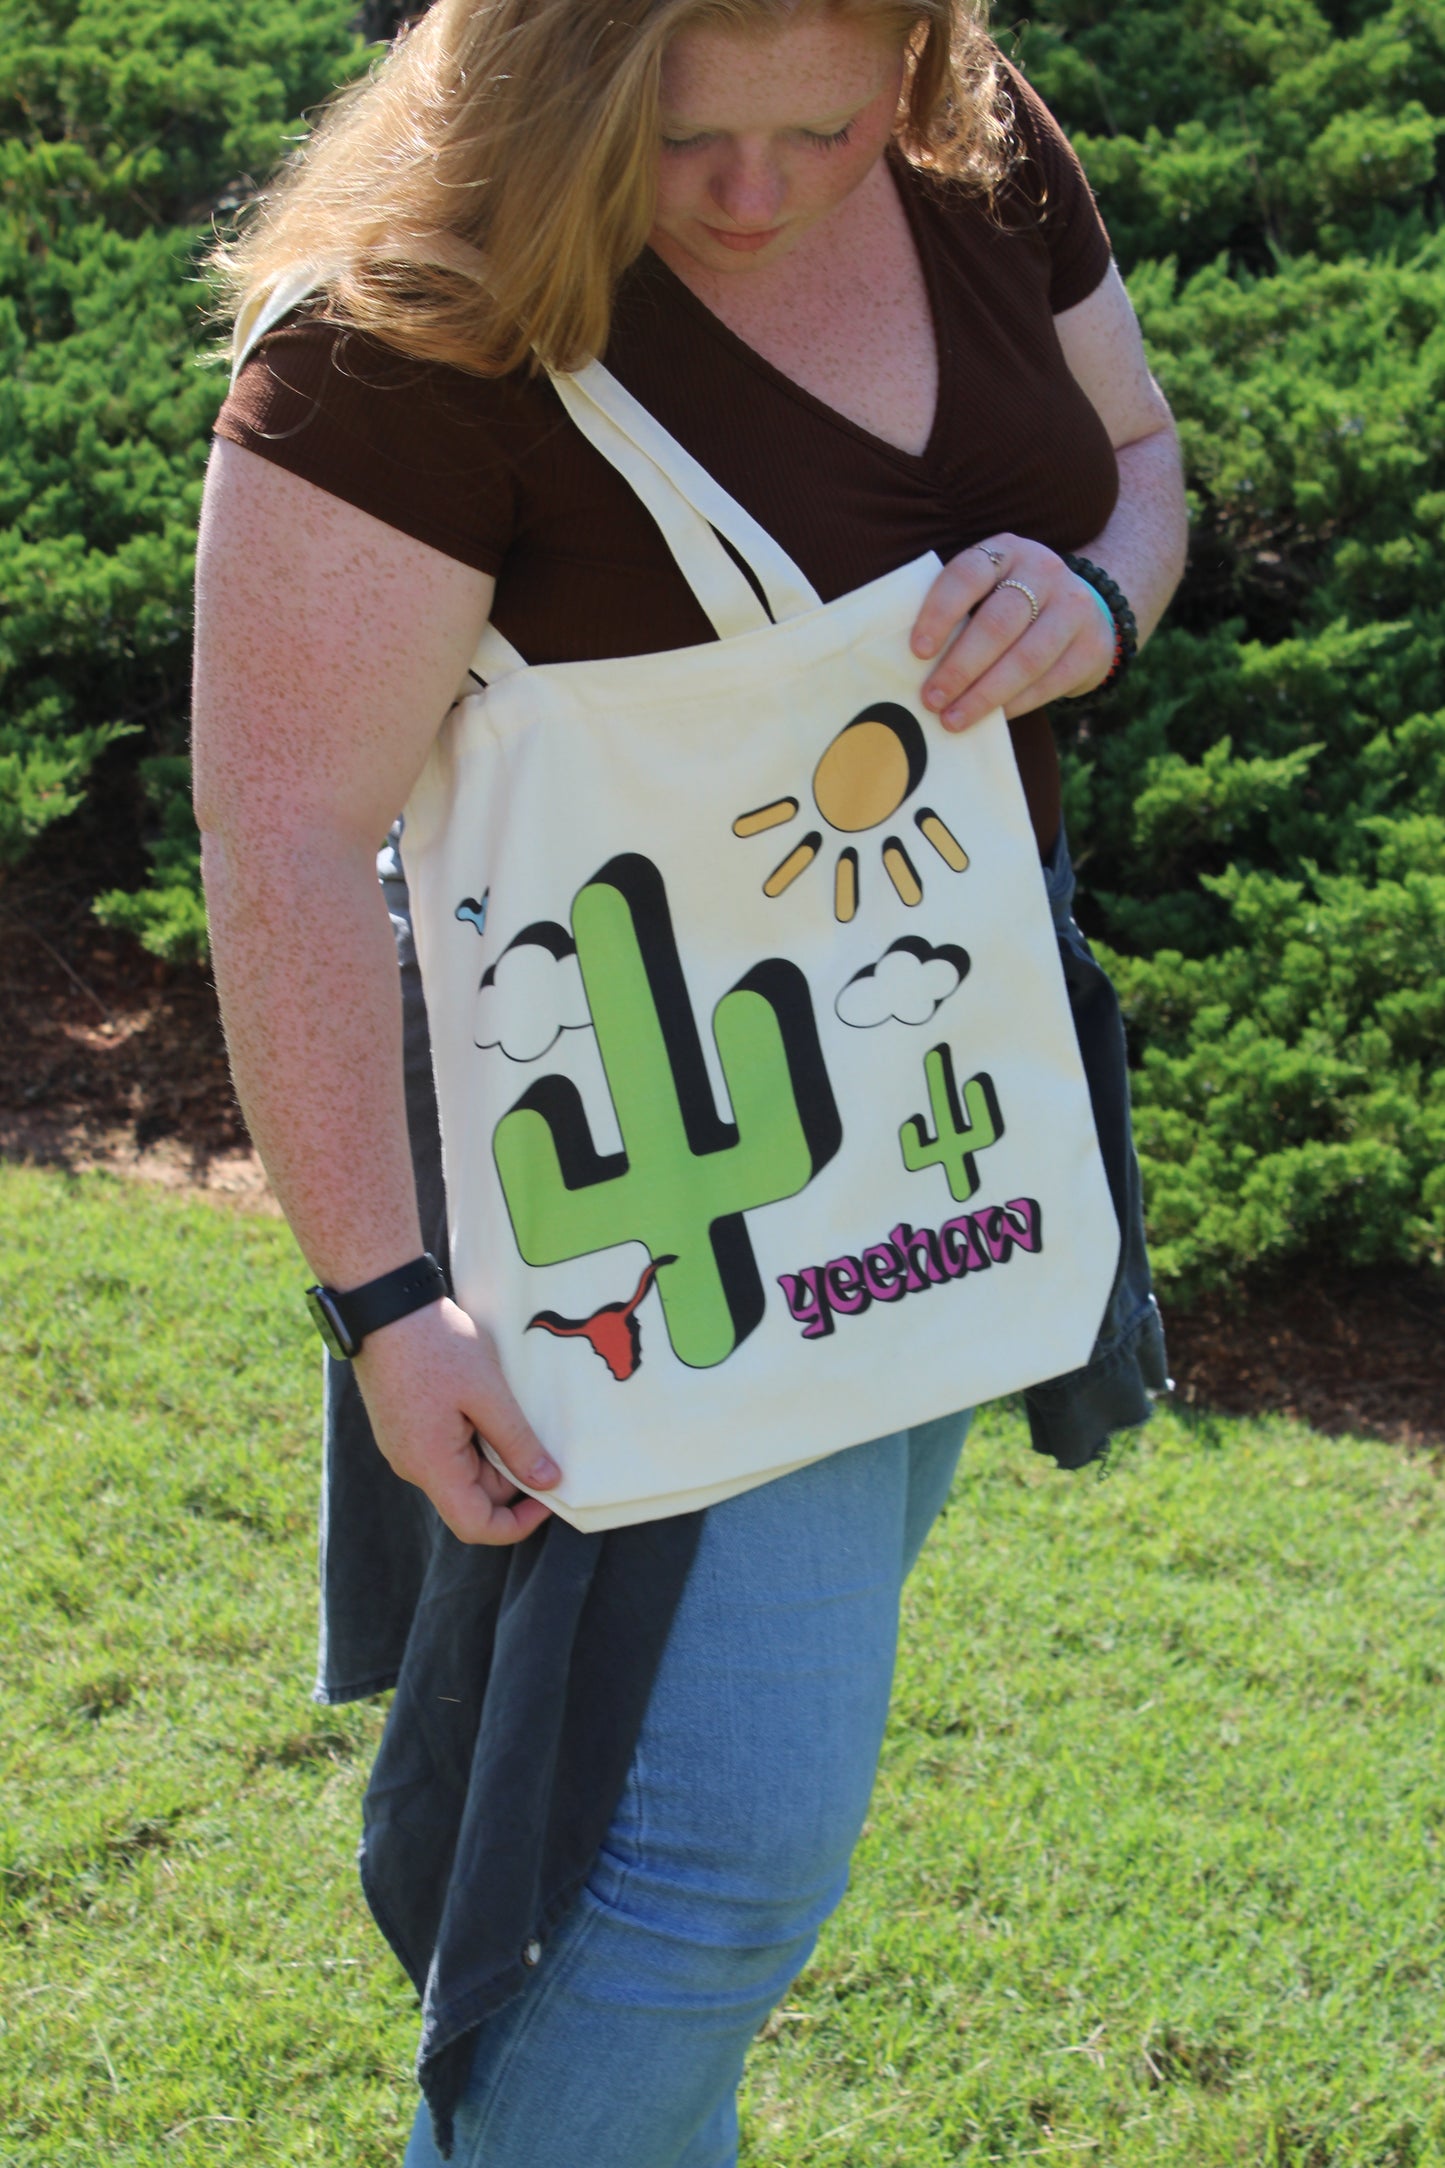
[[306, 1286, 357, 1361]]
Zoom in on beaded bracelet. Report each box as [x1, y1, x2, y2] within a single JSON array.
[[1062, 553, 1139, 692]]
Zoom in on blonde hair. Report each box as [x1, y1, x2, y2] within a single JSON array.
[[209, 0, 1009, 378]]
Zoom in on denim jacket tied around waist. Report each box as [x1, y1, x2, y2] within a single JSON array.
[[314, 820, 1168, 2156]]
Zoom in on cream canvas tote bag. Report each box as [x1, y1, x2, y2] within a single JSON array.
[[394, 362, 1121, 1530]]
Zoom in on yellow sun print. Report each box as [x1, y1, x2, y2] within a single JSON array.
[[732, 705, 969, 921]]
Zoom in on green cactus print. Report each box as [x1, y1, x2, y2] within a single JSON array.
[[899, 1044, 1004, 1204], [493, 855, 841, 1370]]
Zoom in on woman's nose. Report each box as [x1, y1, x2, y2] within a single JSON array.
[[709, 147, 786, 229]]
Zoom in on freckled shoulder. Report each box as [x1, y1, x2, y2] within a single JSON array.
[[192, 438, 496, 842]]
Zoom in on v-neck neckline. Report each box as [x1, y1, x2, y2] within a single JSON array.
[[635, 146, 951, 474]]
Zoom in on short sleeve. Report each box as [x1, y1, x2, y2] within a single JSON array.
[[1000, 63, 1113, 314], [212, 309, 520, 576]]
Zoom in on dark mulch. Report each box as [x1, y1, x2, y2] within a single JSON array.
[[1164, 1267, 1443, 1456], [0, 873, 257, 1195], [5, 875, 1442, 1451]]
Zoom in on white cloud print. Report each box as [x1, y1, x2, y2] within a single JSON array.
[[473, 923, 592, 1062], [835, 937, 970, 1029]]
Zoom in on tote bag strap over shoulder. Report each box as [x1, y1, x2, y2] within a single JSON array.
[[229, 268, 329, 385], [465, 623, 528, 683], [549, 361, 821, 636], [226, 275, 821, 663], [228, 272, 529, 692]]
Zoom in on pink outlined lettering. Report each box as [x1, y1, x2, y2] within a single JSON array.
[[939, 1214, 991, 1276], [861, 1245, 906, 1302], [823, 1256, 870, 1315], [778, 1198, 1043, 1340], [888, 1222, 948, 1292], [777, 1267, 834, 1339]]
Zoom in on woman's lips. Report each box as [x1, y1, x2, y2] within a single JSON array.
[[704, 226, 782, 253]]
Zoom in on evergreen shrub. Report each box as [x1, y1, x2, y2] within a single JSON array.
[[1009, 0, 1445, 1292], [2, 0, 1442, 1296], [0, 0, 366, 940]]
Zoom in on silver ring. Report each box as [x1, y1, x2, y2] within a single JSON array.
[[994, 577, 1040, 625], [973, 542, 1005, 568]]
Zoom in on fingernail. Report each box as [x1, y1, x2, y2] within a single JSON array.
[[924, 686, 946, 710], [912, 633, 935, 658], [529, 1454, 560, 1485], [943, 705, 968, 730]]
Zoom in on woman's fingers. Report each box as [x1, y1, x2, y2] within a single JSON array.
[[943, 631, 1109, 730], [458, 1335, 561, 1494], [424, 1419, 555, 1546], [910, 541, 1008, 661], [352, 1297, 560, 1546], [911, 536, 1115, 729], [930, 585, 1062, 729]]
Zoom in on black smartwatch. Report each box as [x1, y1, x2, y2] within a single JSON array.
[[305, 1253, 448, 1361]]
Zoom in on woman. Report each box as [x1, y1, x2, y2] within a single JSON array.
[[195, 0, 1185, 2158]]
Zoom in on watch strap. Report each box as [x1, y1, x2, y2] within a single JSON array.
[[306, 1252, 447, 1359]]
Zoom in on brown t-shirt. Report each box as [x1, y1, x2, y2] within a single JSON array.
[[215, 68, 1116, 852]]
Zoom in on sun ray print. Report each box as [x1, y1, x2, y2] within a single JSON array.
[[733, 798, 799, 839], [834, 848, 859, 923], [881, 836, 923, 907], [914, 807, 968, 872], [733, 706, 969, 921], [763, 832, 822, 897]]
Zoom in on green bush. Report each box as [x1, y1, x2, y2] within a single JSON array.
[[1012, 0, 1445, 272], [1045, 233, 1445, 1287], [0, 0, 367, 933], [3, 0, 1442, 1297], [993, 0, 1445, 1292]]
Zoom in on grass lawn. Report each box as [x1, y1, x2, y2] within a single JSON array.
[[2, 1164, 1442, 2165]]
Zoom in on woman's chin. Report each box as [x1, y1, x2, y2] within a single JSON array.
[[650, 222, 796, 276]]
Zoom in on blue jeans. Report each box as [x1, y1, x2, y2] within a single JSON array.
[[401, 1410, 969, 2168]]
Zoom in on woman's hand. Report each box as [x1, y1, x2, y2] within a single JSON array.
[[910, 263, 1190, 734], [910, 534, 1115, 733], [195, 446, 560, 1547], [353, 1296, 560, 1546]]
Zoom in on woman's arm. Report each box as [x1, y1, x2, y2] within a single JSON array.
[[1051, 261, 1189, 645], [910, 262, 1188, 730], [192, 439, 559, 1543]]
